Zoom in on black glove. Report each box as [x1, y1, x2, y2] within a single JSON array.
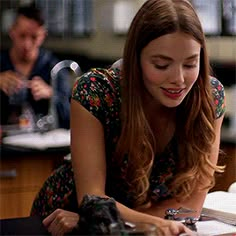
[[76, 195, 126, 235]]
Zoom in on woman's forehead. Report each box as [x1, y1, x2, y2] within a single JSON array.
[[141, 32, 201, 60]]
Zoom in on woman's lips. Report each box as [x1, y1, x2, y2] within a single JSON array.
[[161, 88, 185, 99]]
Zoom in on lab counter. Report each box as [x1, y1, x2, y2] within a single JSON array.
[[1, 215, 236, 235], [0, 216, 49, 235]]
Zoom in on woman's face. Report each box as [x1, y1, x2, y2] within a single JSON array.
[[140, 31, 201, 108]]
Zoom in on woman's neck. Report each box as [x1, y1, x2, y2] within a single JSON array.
[[143, 99, 177, 154]]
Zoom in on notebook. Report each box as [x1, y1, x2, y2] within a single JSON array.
[[201, 191, 236, 226]]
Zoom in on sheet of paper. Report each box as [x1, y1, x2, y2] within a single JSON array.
[[196, 220, 236, 236], [203, 191, 236, 215], [202, 191, 236, 225]]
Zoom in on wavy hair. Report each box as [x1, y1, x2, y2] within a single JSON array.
[[114, 0, 224, 208]]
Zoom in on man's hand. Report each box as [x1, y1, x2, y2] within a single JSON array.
[[0, 70, 26, 95], [29, 76, 53, 101]]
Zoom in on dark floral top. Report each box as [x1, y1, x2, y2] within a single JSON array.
[[71, 68, 225, 207]]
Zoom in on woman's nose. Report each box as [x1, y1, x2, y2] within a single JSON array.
[[170, 67, 185, 84]]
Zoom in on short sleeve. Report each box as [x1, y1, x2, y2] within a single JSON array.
[[210, 77, 226, 119], [71, 68, 121, 125]]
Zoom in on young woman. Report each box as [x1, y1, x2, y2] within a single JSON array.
[[31, 0, 225, 235]]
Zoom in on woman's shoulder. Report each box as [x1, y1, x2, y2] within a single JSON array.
[[210, 77, 226, 119], [72, 67, 121, 95], [79, 67, 121, 82], [71, 67, 122, 123], [210, 76, 224, 88]]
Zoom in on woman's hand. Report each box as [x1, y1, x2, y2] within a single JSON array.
[[155, 218, 195, 236], [42, 209, 79, 236]]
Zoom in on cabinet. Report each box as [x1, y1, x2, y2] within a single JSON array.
[[0, 150, 66, 219]]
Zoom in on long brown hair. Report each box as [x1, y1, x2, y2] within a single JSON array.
[[115, 0, 223, 207]]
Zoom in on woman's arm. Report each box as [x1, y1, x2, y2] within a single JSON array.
[[70, 99, 107, 201], [137, 114, 225, 218]]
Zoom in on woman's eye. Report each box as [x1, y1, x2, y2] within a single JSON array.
[[154, 64, 168, 70], [184, 64, 197, 68]]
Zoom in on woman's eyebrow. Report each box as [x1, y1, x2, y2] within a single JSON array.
[[151, 54, 199, 61], [151, 55, 173, 61], [185, 54, 199, 60]]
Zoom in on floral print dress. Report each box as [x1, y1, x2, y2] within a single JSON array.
[[31, 68, 225, 217]]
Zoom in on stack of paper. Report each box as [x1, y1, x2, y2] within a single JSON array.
[[3, 129, 70, 150], [202, 191, 236, 226]]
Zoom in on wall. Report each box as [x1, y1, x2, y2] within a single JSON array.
[[1, 0, 235, 63], [43, 35, 236, 63], [42, 0, 235, 62]]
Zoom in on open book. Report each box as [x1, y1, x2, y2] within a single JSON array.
[[201, 191, 236, 226]]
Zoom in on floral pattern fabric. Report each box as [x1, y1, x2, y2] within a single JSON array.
[[31, 68, 225, 216], [211, 77, 226, 118]]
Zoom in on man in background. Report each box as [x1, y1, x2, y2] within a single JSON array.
[[0, 2, 71, 129]]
